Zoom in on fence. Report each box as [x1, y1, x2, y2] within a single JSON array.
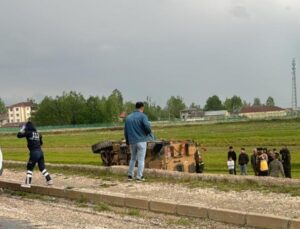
[[1, 112, 300, 134]]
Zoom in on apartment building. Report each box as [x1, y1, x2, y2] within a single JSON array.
[[7, 102, 33, 124]]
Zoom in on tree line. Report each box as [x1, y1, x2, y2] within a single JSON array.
[[0, 91, 275, 126]]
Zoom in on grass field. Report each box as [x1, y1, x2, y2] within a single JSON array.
[[1, 119, 300, 178]]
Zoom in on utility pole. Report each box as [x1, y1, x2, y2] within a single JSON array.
[[292, 58, 297, 110]]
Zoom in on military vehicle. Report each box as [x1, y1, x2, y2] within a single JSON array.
[[91, 140, 204, 173]]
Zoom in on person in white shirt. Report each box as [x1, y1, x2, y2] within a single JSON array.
[[227, 157, 235, 175]]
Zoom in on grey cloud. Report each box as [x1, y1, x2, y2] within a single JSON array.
[[0, 0, 300, 108], [230, 5, 250, 18]]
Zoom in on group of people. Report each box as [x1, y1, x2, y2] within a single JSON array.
[[227, 146, 292, 178], [17, 102, 294, 188]]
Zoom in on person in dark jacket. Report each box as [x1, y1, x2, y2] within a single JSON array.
[[250, 148, 258, 176], [125, 102, 153, 182], [238, 148, 249, 175], [227, 146, 237, 175], [280, 147, 291, 178], [17, 121, 53, 188]]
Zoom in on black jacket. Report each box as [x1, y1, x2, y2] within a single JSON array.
[[228, 151, 237, 161], [238, 153, 249, 165], [280, 148, 291, 167], [17, 122, 43, 152]]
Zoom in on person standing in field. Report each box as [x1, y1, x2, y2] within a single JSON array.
[[227, 146, 237, 175], [269, 152, 285, 178], [256, 148, 269, 176], [17, 121, 53, 188], [238, 148, 249, 175], [280, 146, 292, 178], [125, 102, 153, 182], [250, 148, 258, 176], [227, 157, 235, 175]]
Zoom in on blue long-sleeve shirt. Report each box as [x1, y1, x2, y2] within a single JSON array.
[[124, 111, 153, 144]]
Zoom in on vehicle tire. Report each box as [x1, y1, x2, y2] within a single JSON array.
[[92, 141, 113, 153]]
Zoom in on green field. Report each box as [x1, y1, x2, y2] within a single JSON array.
[[1, 119, 300, 178]]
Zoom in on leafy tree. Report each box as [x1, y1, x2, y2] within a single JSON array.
[[224, 95, 242, 113], [123, 101, 135, 114], [253, 97, 261, 106], [106, 89, 124, 122], [86, 96, 107, 124], [266, 96, 275, 106], [204, 95, 224, 111], [33, 91, 87, 125], [166, 96, 186, 119], [0, 97, 6, 114], [32, 96, 60, 125], [189, 102, 201, 110], [242, 100, 251, 107]]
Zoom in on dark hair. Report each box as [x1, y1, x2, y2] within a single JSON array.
[[229, 146, 233, 149], [241, 147, 245, 150], [135, 102, 144, 109], [25, 121, 36, 132]]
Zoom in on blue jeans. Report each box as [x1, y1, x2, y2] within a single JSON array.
[[240, 164, 247, 175], [128, 142, 147, 179]]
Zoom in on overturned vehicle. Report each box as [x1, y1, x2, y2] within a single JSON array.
[[91, 140, 204, 173]]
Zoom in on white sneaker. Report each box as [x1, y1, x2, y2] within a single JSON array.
[[21, 183, 31, 188], [47, 180, 53, 185]]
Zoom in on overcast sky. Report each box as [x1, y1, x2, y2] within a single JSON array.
[[1, 0, 300, 108]]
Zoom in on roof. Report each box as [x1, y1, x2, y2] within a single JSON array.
[[180, 108, 200, 112], [119, 112, 127, 118], [239, 106, 285, 114], [7, 102, 33, 108]]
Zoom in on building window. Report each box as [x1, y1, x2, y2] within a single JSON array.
[[10, 119, 13, 123], [10, 114, 13, 117], [16, 108, 19, 111], [17, 119, 20, 122], [27, 107, 30, 110], [16, 114, 19, 117], [10, 108, 13, 112]]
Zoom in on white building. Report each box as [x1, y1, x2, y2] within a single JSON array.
[[7, 102, 33, 124], [239, 106, 287, 119]]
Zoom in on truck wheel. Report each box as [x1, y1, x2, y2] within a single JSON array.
[[92, 141, 113, 153]]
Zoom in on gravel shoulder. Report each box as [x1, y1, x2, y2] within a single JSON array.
[[0, 192, 254, 229], [1, 168, 300, 220]]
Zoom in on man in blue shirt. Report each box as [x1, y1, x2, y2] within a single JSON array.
[[125, 102, 153, 182]]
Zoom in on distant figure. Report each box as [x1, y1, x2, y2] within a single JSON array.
[[269, 153, 285, 178], [238, 148, 249, 175], [227, 146, 237, 175], [17, 121, 53, 188], [250, 148, 258, 176], [125, 102, 153, 182], [256, 148, 268, 176], [227, 157, 235, 175], [280, 147, 291, 178], [267, 148, 275, 165]]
